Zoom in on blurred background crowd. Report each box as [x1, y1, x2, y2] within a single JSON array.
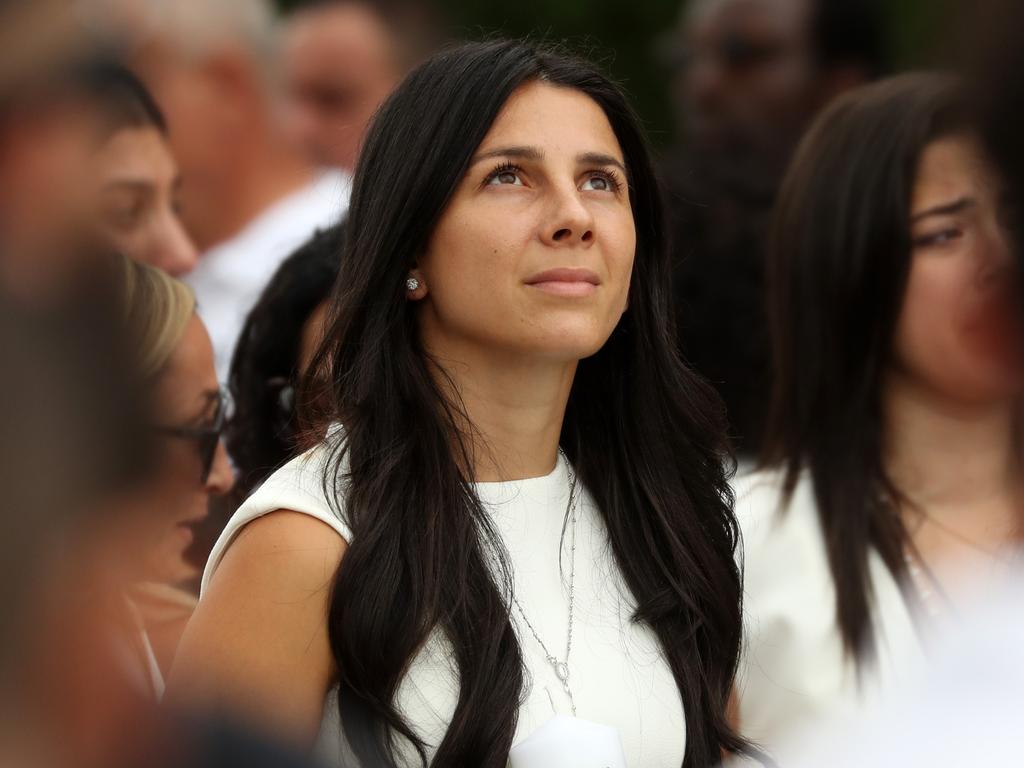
[[2, 0, 1023, 766]]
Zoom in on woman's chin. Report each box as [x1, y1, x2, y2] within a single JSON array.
[[523, 339, 611, 363], [518, 322, 619, 361]]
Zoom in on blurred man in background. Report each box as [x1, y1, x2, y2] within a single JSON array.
[[119, 0, 351, 378], [662, 0, 886, 455], [281, 0, 430, 173]]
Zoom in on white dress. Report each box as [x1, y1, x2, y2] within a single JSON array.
[[202, 443, 687, 767], [732, 467, 925, 759]]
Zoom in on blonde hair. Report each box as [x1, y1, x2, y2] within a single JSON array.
[[118, 256, 197, 379]]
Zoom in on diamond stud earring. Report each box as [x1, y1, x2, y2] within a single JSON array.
[[405, 276, 420, 291]]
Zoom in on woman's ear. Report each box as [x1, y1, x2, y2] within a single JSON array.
[[405, 267, 428, 301]]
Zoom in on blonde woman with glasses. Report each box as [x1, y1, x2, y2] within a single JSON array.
[[114, 256, 234, 696]]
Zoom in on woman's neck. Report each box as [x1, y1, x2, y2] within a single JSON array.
[[883, 371, 1018, 513], [424, 337, 576, 482]]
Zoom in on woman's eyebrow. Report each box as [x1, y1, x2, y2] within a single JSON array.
[[910, 196, 977, 222], [469, 146, 626, 174], [180, 389, 220, 428], [470, 145, 544, 166], [578, 151, 627, 175], [101, 178, 153, 192]]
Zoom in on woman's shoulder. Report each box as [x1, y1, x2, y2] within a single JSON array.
[[201, 435, 352, 594], [733, 465, 802, 530], [732, 463, 824, 568]]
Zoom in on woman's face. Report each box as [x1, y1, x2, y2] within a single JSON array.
[[893, 134, 1022, 405], [94, 126, 198, 277], [415, 81, 636, 363], [142, 315, 234, 585], [298, 299, 330, 376]]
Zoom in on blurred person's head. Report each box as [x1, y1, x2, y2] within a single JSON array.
[[82, 62, 198, 276], [765, 73, 1018, 659], [227, 223, 342, 499], [117, 0, 314, 250], [0, 2, 111, 300], [282, 0, 413, 171], [668, 0, 886, 193], [119, 258, 234, 584], [0, 246, 160, 763]]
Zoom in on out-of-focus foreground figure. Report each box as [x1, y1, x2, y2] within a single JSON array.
[[749, 3, 1024, 766], [281, 0, 431, 172], [735, 73, 1022, 759], [0, 5, 319, 763], [0, 1, 107, 301], [662, 0, 887, 454]]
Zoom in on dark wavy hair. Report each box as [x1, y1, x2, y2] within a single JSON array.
[[310, 39, 748, 768], [764, 73, 969, 661], [226, 223, 344, 499]]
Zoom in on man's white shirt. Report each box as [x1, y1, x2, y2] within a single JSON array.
[[187, 169, 351, 380]]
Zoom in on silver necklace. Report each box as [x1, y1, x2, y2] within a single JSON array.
[[510, 449, 579, 716]]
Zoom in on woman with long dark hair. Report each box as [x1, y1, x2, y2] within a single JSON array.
[[169, 40, 749, 767], [737, 73, 1023, 751]]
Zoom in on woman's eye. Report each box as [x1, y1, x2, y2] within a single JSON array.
[[486, 168, 524, 186], [581, 173, 620, 193], [106, 204, 143, 230], [101, 191, 147, 231], [914, 228, 963, 247]]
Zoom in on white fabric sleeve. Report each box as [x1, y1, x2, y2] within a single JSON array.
[[200, 441, 353, 597]]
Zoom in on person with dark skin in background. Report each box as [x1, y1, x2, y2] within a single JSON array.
[[662, 0, 886, 456]]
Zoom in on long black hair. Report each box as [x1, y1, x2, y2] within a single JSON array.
[[764, 73, 968, 661], [226, 223, 344, 499], [311, 40, 747, 767]]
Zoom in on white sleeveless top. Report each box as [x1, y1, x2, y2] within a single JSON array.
[[732, 467, 925, 759], [202, 442, 687, 767]]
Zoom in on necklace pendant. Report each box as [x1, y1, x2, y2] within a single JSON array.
[[554, 661, 570, 682]]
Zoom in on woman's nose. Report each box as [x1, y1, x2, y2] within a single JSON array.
[[541, 186, 595, 247], [156, 213, 199, 277], [204, 440, 235, 496]]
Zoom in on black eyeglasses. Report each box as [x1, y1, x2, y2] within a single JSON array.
[[153, 387, 232, 484]]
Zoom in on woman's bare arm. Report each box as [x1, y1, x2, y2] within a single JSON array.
[[166, 510, 346, 747]]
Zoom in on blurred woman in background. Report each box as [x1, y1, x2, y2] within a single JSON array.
[[737, 73, 1022, 754], [227, 223, 344, 500], [182, 223, 343, 575], [119, 256, 234, 692], [85, 61, 197, 276]]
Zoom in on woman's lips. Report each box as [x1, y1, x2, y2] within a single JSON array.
[[524, 268, 600, 297], [172, 521, 196, 547]]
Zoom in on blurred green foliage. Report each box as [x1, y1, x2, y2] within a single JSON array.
[[277, 0, 953, 148]]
